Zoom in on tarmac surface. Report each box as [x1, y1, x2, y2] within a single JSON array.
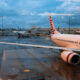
[[0, 36, 80, 80]]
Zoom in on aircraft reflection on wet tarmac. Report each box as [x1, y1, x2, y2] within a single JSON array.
[[51, 57, 80, 80], [37, 54, 80, 80], [0, 36, 80, 80]]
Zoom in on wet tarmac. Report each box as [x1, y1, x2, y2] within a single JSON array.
[[0, 36, 80, 80]]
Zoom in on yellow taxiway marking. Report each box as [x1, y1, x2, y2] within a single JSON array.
[[24, 69, 30, 72]]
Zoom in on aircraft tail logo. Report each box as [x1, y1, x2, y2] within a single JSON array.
[[49, 14, 60, 34]]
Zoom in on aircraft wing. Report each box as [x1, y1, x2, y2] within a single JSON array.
[[0, 41, 80, 52]]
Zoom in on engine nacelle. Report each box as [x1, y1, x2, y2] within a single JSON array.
[[61, 51, 80, 64]]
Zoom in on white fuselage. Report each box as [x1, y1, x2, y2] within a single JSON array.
[[51, 34, 80, 50]]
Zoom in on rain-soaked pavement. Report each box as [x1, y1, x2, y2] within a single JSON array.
[[0, 36, 80, 80]]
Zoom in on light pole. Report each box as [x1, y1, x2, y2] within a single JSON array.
[[1, 16, 4, 36], [2, 16, 4, 30], [69, 15, 70, 34], [68, 14, 72, 34]]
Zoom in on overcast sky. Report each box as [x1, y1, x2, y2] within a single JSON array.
[[0, 0, 80, 29]]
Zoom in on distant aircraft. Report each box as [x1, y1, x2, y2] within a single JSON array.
[[0, 14, 80, 65], [13, 31, 26, 34], [13, 31, 30, 38]]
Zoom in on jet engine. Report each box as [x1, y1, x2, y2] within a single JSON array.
[[61, 51, 80, 64]]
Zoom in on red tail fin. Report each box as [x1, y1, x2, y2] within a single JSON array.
[[49, 14, 60, 34]]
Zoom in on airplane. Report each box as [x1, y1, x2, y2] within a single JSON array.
[[13, 31, 26, 34], [0, 14, 80, 65], [13, 31, 30, 38]]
